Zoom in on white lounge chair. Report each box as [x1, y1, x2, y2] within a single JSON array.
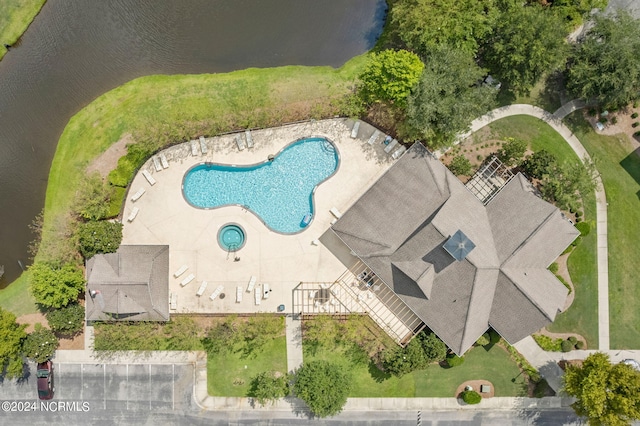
[[142, 170, 156, 186], [236, 286, 243, 303], [209, 285, 224, 300], [199, 136, 208, 154], [170, 293, 177, 310], [367, 129, 381, 145], [131, 188, 145, 202], [254, 285, 262, 305], [180, 273, 195, 287], [196, 281, 208, 297], [235, 134, 246, 151], [351, 121, 360, 138], [392, 146, 407, 160], [152, 156, 162, 172], [173, 265, 188, 278], [246, 276, 256, 293], [263, 283, 270, 299], [384, 138, 398, 154], [160, 153, 169, 169], [245, 130, 254, 148], [127, 207, 139, 222], [191, 140, 199, 156], [330, 207, 342, 219]]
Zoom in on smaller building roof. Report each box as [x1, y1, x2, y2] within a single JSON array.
[[443, 230, 476, 261]]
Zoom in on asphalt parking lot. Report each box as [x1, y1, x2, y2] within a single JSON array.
[[0, 362, 194, 411]]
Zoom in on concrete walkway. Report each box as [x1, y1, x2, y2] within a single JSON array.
[[285, 314, 304, 373], [452, 103, 610, 352]]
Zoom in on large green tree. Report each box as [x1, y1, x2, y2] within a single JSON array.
[[567, 11, 640, 108], [29, 262, 86, 309], [405, 47, 497, 148], [564, 352, 640, 426], [293, 360, 351, 417], [0, 307, 27, 379], [358, 49, 424, 107], [391, 0, 498, 55], [483, 5, 568, 94], [529, 0, 608, 28]]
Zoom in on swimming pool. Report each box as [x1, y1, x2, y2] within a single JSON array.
[[182, 137, 339, 233]]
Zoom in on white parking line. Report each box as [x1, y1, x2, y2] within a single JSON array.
[[126, 364, 129, 410], [80, 363, 83, 400], [148, 364, 151, 410], [172, 364, 175, 411], [103, 364, 106, 410]]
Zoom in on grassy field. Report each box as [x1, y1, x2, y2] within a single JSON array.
[[479, 115, 599, 346], [564, 114, 640, 349], [0, 0, 45, 61], [0, 272, 37, 317], [303, 342, 527, 397], [207, 336, 287, 397]]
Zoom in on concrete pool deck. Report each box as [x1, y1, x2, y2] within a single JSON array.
[[121, 118, 396, 315]]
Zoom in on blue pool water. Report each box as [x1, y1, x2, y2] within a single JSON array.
[[183, 137, 339, 233]]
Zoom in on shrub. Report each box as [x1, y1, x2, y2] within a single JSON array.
[[46, 303, 84, 334], [497, 137, 527, 167], [448, 155, 473, 176], [489, 330, 501, 344], [575, 221, 590, 236], [76, 220, 123, 259], [611, 116, 618, 124], [533, 334, 563, 351], [568, 336, 578, 345], [522, 150, 558, 179], [74, 172, 113, 220], [249, 371, 290, 406], [587, 108, 597, 116], [575, 210, 583, 218], [549, 262, 559, 274], [476, 333, 490, 346], [446, 355, 464, 368], [561, 339, 574, 352], [461, 390, 481, 404], [22, 324, 59, 363], [576, 340, 585, 349], [293, 361, 350, 417], [633, 122, 640, 128], [477, 155, 483, 161], [556, 274, 572, 294], [631, 112, 638, 119], [600, 116, 607, 123]]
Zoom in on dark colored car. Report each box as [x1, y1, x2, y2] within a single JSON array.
[[36, 360, 54, 400]]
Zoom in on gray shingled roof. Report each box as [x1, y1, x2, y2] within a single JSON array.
[[332, 143, 579, 354], [86, 245, 169, 322]]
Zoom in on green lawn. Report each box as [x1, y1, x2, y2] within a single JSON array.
[[207, 336, 288, 397], [0, 271, 37, 317], [303, 342, 527, 397], [496, 74, 563, 113], [564, 114, 640, 349], [0, 0, 46, 61], [481, 115, 599, 347]]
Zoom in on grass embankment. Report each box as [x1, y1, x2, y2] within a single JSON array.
[[564, 114, 640, 349], [304, 342, 526, 397], [0, 272, 37, 316], [0, 0, 46, 61], [481, 115, 599, 347]]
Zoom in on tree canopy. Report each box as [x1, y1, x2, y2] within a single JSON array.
[[249, 371, 290, 406], [405, 47, 497, 148], [358, 49, 424, 108], [383, 331, 447, 377], [22, 323, 59, 363], [293, 360, 351, 417], [483, 4, 568, 94], [567, 11, 640, 108], [0, 307, 27, 379], [29, 262, 85, 309], [46, 303, 85, 334], [76, 220, 123, 258], [391, 0, 498, 55], [564, 352, 640, 426]]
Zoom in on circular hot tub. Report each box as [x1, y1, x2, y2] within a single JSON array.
[[218, 223, 246, 251]]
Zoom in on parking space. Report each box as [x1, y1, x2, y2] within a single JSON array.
[[0, 362, 192, 411]]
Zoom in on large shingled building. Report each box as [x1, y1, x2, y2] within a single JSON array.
[[331, 143, 579, 354], [86, 245, 169, 322]]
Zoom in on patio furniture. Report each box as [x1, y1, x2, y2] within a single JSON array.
[[235, 134, 246, 151], [236, 286, 243, 303], [311, 239, 320, 246], [330, 207, 342, 219], [152, 156, 162, 172], [350, 120, 360, 138], [199, 136, 208, 154], [209, 285, 224, 300], [196, 280, 208, 297], [191, 140, 199, 156], [131, 188, 146, 202], [173, 265, 188, 278], [160, 153, 169, 168], [170, 293, 177, 310], [245, 130, 254, 148], [263, 283, 270, 299], [247, 276, 256, 292], [392, 146, 406, 160], [367, 129, 381, 145], [142, 170, 156, 186], [180, 273, 195, 287], [384, 138, 398, 154], [127, 207, 139, 222], [254, 285, 262, 305]]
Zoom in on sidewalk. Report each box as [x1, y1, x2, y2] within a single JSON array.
[[285, 314, 303, 373]]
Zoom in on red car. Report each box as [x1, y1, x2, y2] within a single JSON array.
[[36, 360, 54, 400]]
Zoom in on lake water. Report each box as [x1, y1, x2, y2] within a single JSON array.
[[0, 0, 385, 284]]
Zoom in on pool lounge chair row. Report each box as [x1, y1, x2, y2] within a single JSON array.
[[235, 130, 255, 151]]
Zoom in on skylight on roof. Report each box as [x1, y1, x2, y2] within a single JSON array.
[[443, 230, 476, 261]]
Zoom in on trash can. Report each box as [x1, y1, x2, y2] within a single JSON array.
[[277, 304, 285, 312]]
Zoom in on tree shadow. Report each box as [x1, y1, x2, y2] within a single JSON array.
[[620, 148, 640, 200], [367, 360, 391, 383]]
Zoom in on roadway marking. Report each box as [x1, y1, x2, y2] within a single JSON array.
[[103, 364, 106, 410], [172, 364, 175, 411]]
